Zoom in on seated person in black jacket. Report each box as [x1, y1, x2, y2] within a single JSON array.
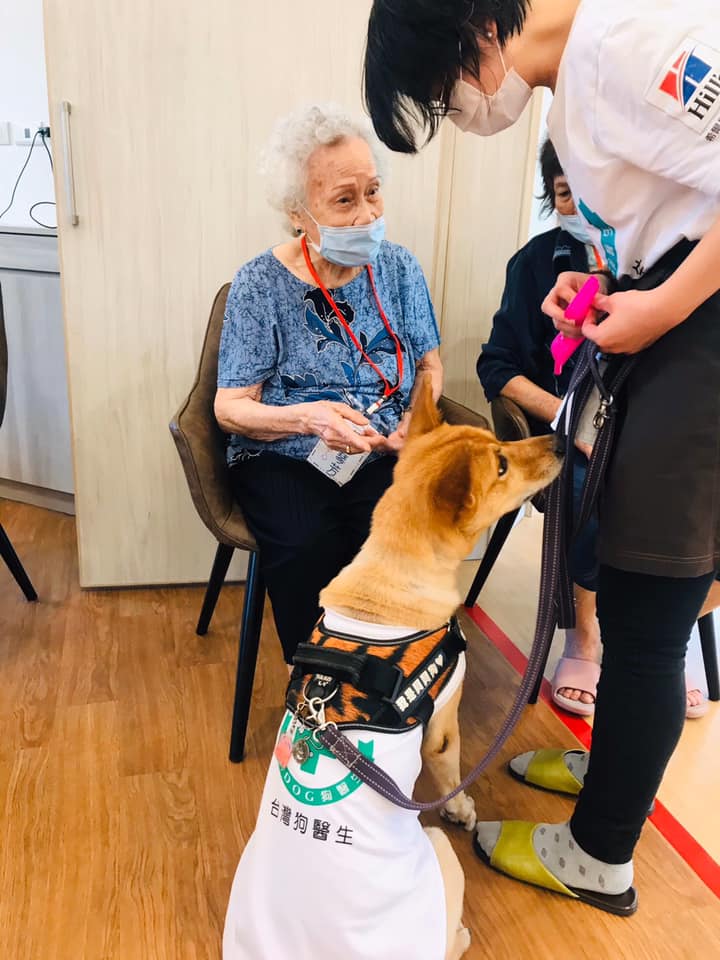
[[478, 139, 601, 437], [477, 138, 708, 720]]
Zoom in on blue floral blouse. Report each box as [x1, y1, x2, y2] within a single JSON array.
[[217, 241, 440, 464]]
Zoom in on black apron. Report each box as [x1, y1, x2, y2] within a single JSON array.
[[598, 241, 720, 577]]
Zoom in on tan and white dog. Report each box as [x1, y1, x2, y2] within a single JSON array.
[[223, 378, 562, 960]]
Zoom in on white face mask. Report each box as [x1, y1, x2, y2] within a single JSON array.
[[557, 212, 594, 246], [449, 41, 532, 136]]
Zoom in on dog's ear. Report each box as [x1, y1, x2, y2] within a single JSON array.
[[432, 444, 477, 525], [407, 374, 441, 439]]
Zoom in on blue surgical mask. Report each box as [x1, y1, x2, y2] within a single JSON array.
[[303, 207, 386, 267], [557, 212, 593, 246]]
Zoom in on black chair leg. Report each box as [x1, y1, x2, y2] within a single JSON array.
[[229, 552, 266, 763], [464, 507, 521, 608], [196, 541, 234, 636], [0, 522, 38, 602], [698, 612, 720, 702]]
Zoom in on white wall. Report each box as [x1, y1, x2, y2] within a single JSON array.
[[527, 88, 554, 241], [0, 0, 55, 230]]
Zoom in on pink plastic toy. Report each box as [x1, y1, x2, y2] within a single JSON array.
[[550, 275, 600, 375]]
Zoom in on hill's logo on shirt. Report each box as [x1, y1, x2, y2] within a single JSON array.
[[647, 39, 720, 141]]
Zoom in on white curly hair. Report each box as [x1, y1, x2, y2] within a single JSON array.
[[260, 103, 389, 234]]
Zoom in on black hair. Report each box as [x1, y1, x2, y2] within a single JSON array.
[[363, 0, 530, 154], [538, 137, 564, 216]]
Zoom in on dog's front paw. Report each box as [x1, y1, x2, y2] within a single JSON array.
[[440, 792, 476, 831]]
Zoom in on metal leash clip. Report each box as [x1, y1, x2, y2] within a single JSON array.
[[291, 681, 338, 761], [593, 394, 614, 430]]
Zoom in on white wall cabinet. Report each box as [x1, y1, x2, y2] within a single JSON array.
[[0, 228, 73, 498]]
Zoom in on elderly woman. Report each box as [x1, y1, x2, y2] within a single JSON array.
[[214, 103, 442, 665]]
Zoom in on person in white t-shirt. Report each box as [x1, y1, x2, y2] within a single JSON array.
[[363, 0, 720, 915]]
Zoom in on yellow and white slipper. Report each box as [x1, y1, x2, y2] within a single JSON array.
[[507, 748, 585, 797], [473, 820, 638, 916]]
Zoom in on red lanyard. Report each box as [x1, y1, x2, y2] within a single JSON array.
[[301, 236, 404, 411]]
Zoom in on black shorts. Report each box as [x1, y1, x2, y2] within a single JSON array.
[[598, 263, 720, 578]]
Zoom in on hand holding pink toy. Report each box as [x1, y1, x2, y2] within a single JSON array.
[[550, 275, 600, 375]]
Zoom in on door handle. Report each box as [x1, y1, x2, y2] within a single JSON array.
[[59, 101, 79, 226]]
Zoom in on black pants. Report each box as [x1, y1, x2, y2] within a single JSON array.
[[570, 564, 716, 863], [230, 453, 397, 663]]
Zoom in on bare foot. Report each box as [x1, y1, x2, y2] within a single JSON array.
[[686, 685, 709, 718], [556, 681, 596, 705], [557, 585, 601, 705]]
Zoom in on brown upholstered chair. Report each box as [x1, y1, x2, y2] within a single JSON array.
[[170, 283, 264, 763], [437, 394, 489, 430], [170, 283, 491, 762], [463, 394, 720, 705], [0, 283, 38, 602]]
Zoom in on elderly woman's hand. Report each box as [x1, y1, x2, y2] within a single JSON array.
[[301, 401, 384, 455], [374, 411, 411, 454]]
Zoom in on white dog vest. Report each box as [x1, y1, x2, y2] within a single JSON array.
[[223, 609, 466, 960]]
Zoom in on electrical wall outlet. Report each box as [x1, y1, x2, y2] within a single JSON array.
[[0, 122, 12, 145], [14, 122, 48, 146]]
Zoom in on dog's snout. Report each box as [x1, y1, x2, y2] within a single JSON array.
[[552, 432, 566, 457]]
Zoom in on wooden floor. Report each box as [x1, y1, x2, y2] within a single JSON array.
[[1, 500, 719, 960]]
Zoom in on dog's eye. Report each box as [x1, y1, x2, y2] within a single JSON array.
[[498, 454, 508, 477]]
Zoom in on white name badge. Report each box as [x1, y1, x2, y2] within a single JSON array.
[[307, 440, 369, 486]]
